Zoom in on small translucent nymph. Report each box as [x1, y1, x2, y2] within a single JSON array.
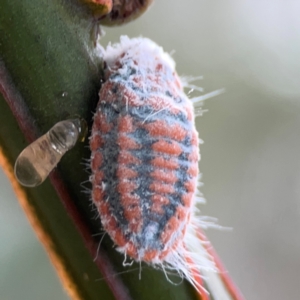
[[14, 118, 87, 187]]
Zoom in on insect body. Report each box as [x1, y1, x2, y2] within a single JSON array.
[[15, 118, 87, 187], [90, 36, 215, 291]]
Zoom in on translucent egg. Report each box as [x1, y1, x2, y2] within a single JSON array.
[[14, 118, 87, 187]]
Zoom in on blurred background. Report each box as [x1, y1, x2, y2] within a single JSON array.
[[1, 0, 300, 299]]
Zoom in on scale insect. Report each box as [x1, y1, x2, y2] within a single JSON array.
[[90, 36, 222, 295]]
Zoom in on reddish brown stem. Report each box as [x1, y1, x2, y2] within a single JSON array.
[[185, 253, 211, 300], [197, 230, 245, 300]]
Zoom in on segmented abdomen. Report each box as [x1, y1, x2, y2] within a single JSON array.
[[90, 36, 199, 263]]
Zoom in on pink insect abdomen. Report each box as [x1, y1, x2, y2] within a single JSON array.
[[90, 38, 199, 263]]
